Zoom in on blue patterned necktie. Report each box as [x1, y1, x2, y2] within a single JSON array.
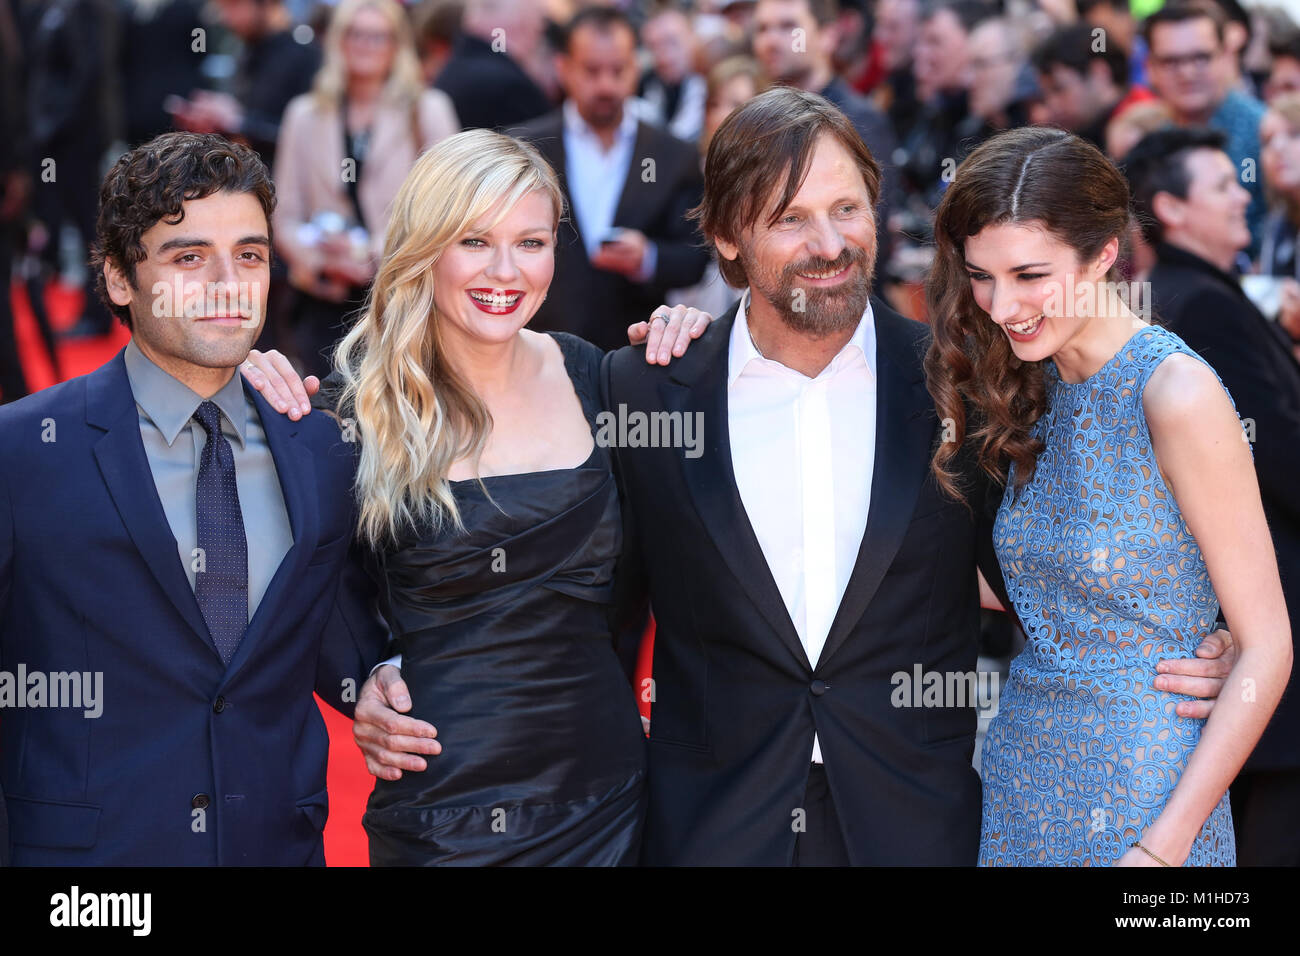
[[192, 400, 248, 665]]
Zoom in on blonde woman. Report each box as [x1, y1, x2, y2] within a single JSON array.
[[273, 0, 459, 377], [243, 129, 710, 865]]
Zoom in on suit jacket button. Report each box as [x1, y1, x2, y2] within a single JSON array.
[[191, 793, 210, 810], [213, 696, 226, 714], [810, 679, 828, 696]]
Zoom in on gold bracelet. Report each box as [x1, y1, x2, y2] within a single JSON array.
[[1132, 840, 1173, 867]]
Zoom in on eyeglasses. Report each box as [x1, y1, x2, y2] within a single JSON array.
[[344, 28, 395, 47], [1150, 50, 1216, 72]]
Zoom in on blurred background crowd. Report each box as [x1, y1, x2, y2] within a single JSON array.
[[2, 0, 1300, 387]]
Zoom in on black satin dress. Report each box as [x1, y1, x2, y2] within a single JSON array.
[[361, 333, 647, 865]]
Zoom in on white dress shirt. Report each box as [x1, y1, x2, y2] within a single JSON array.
[[728, 291, 877, 763], [561, 100, 657, 281]]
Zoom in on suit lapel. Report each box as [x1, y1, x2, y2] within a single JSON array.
[[221, 384, 320, 682], [87, 351, 217, 656], [818, 303, 935, 667], [662, 305, 809, 668], [531, 116, 586, 253], [611, 121, 654, 230]]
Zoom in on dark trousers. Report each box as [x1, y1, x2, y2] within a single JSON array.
[[792, 763, 851, 866], [1232, 768, 1300, 866]]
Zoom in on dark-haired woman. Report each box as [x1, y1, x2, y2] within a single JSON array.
[[925, 127, 1292, 866]]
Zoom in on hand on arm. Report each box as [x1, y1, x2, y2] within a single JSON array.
[[1155, 628, 1236, 719], [352, 664, 442, 781]]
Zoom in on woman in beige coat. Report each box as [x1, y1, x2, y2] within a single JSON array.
[[273, 0, 458, 375]]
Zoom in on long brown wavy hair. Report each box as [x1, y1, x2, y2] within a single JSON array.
[[924, 126, 1133, 500]]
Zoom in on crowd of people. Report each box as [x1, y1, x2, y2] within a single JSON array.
[[0, 0, 1297, 868], [4, 1, 1300, 373]]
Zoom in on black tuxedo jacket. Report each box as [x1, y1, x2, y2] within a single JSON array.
[[602, 297, 1006, 865], [1149, 242, 1300, 771], [513, 110, 710, 352]]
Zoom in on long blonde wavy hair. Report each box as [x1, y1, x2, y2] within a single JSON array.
[[334, 129, 565, 548], [311, 0, 425, 110]]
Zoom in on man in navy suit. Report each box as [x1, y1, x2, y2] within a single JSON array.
[[0, 132, 387, 865]]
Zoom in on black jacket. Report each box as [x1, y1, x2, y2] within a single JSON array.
[[601, 298, 1006, 864], [514, 110, 709, 353], [1149, 241, 1300, 770], [435, 33, 551, 132]]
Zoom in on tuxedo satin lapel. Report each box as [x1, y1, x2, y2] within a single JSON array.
[[663, 308, 809, 669], [87, 353, 216, 656], [817, 311, 935, 668], [222, 385, 320, 681]]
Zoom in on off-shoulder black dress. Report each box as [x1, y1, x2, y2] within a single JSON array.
[[359, 333, 647, 865]]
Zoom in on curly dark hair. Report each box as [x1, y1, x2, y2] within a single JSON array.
[[90, 132, 276, 330], [924, 126, 1133, 501]]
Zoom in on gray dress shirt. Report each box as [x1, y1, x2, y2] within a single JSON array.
[[122, 340, 295, 622]]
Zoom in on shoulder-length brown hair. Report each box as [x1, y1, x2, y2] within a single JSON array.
[[924, 126, 1133, 500]]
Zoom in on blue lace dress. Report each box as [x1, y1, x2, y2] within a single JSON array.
[[979, 325, 1237, 866]]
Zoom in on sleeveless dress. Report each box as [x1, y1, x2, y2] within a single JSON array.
[[979, 324, 1237, 866], [361, 332, 647, 865]]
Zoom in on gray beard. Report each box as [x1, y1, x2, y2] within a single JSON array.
[[751, 251, 874, 338]]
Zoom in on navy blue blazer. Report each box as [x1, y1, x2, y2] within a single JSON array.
[[0, 349, 387, 865]]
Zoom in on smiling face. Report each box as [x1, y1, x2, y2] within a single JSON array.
[[104, 189, 270, 380], [716, 132, 876, 336], [431, 188, 556, 348], [963, 221, 1116, 364], [1147, 18, 1224, 121], [1156, 147, 1251, 269]]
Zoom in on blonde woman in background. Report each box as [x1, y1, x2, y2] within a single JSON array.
[[244, 129, 711, 864], [274, 0, 459, 377]]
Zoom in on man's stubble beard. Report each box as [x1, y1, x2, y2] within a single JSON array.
[[133, 306, 264, 372]]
